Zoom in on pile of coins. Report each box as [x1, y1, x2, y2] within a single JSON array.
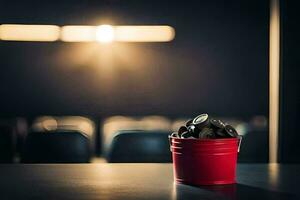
[[170, 114, 239, 139]]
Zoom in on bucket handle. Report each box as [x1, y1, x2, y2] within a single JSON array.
[[169, 135, 243, 153], [168, 136, 173, 152], [237, 135, 242, 153]]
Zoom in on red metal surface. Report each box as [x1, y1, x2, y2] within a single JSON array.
[[170, 137, 239, 186]]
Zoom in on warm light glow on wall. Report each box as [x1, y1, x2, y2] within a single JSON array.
[[114, 26, 175, 42], [0, 24, 60, 41], [269, 0, 280, 163], [61, 26, 96, 42], [0, 24, 175, 42]]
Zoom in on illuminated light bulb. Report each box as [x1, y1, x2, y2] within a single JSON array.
[[96, 25, 114, 43]]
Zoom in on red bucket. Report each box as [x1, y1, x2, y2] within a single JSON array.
[[169, 137, 241, 186]]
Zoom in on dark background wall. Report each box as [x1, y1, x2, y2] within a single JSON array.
[[279, 0, 300, 163], [0, 0, 269, 119]]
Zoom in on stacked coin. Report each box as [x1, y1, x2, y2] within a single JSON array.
[[170, 114, 239, 139]]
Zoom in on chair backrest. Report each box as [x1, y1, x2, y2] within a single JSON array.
[[106, 130, 172, 163], [238, 130, 268, 163], [102, 115, 172, 154], [21, 130, 91, 163], [32, 116, 96, 154]]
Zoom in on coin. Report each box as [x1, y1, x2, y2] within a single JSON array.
[[210, 118, 226, 129], [181, 131, 194, 138], [187, 125, 196, 138], [198, 128, 214, 139], [170, 132, 179, 138], [178, 126, 188, 136], [173, 114, 239, 140], [192, 113, 209, 129], [224, 125, 239, 137], [187, 125, 200, 135], [215, 129, 227, 137], [193, 126, 201, 138]]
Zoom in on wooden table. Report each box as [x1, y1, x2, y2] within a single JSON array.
[[0, 164, 299, 199]]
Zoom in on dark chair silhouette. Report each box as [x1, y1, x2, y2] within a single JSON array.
[[0, 125, 16, 163], [238, 130, 268, 163], [21, 130, 91, 163], [106, 130, 172, 163]]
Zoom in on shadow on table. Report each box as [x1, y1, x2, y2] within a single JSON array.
[[175, 183, 299, 200]]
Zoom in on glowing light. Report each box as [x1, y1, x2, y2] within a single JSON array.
[[61, 26, 96, 42], [0, 24, 60, 41], [96, 25, 114, 43], [114, 26, 175, 42], [269, 0, 280, 163], [0, 24, 175, 42]]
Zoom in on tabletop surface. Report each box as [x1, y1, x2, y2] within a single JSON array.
[[0, 163, 299, 200]]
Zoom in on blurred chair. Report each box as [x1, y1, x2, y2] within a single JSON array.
[[102, 115, 171, 154], [105, 130, 172, 163], [22, 130, 91, 163], [238, 130, 268, 163], [32, 116, 95, 153], [238, 116, 268, 163], [22, 116, 95, 163], [215, 116, 268, 162]]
